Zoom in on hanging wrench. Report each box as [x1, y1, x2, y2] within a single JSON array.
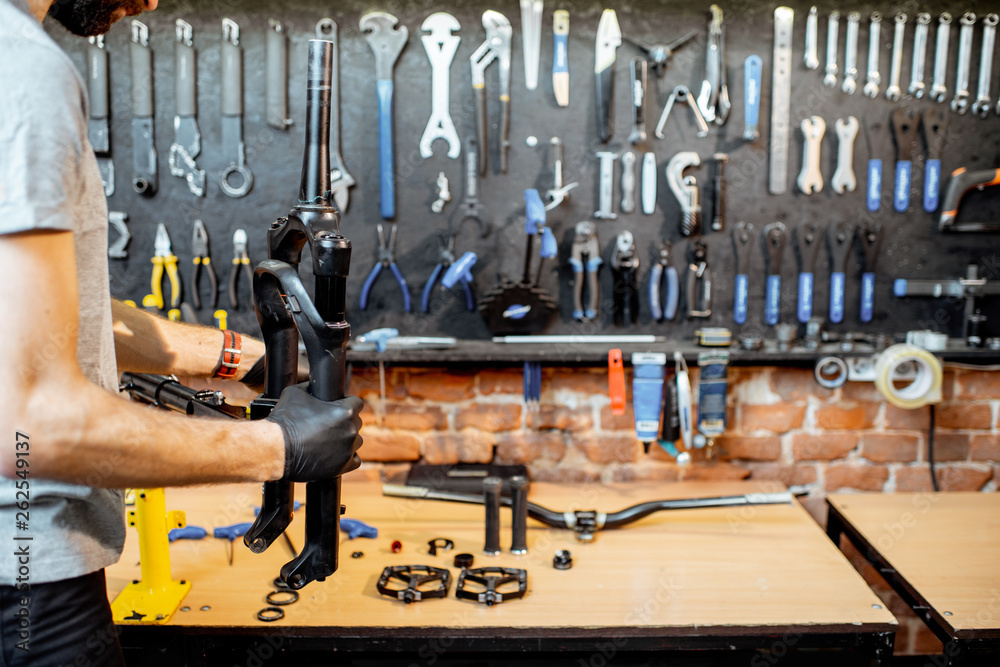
[[885, 13, 907, 102], [130, 21, 156, 196], [823, 11, 840, 87], [804, 6, 820, 70], [219, 19, 253, 198], [909, 13, 931, 98], [842, 12, 861, 94], [831, 116, 859, 194], [168, 20, 205, 197], [420, 13, 462, 159], [361, 12, 408, 220], [951, 12, 976, 114], [87, 35, 114, 196], [314, 20, 355, 213], [971, 14, 998, 118], [930, 13, 952, 102], [797, 116, 825, 195], [863, 13, 882, 98]]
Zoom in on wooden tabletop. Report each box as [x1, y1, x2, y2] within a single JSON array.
[[107, 478, 895, 642], [828, 493, 1000, 640]]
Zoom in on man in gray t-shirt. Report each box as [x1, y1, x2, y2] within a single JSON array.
[[0, 0, 365, 663]]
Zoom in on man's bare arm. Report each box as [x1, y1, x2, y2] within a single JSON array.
[[0, 230, 284, 486]]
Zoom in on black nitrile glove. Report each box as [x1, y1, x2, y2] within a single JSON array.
[[266, 383, 364, 483], [240, 353, 312, 394]]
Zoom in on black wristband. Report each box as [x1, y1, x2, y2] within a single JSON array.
[[240, 355, 266, 389]]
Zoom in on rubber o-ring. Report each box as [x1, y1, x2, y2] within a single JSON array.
[[257, 607, 284, 622], [266, 589, 299, 606]]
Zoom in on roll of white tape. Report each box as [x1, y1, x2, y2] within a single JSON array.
[[874, 344, 943, 410]]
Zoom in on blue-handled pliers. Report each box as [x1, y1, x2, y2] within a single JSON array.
[[421, 233, 474, 312], [360, 223, 411, 311]]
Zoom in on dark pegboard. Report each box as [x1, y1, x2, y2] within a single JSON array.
[[47, 0, 1000, 344]]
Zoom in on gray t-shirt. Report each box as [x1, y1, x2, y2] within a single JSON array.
[[0, 0, 125, 585]]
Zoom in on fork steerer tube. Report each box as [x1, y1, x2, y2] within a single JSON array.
[[245, 39, 352, 590]]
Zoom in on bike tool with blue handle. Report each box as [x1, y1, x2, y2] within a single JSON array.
[[827, 222, 854, 324], [525, 189, 558, 286], [863, 109, 882, 212], [921, 107, 947, 212], [743, 55, 762, 141], [793, 222, 822, 323], [731, 222, 755, 325], [858, 223, 882, 323], [631, 353, 667, 452], [891, 106, 920, 213], [422, 233, 476, 312], [360, 223, 411, 312], [763, 222, 787, 326], [649, 240, 679, 322]]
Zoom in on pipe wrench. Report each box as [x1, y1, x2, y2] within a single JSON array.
[[169, 20, 205, 197], [762, 222, 787, 326], [595, 9, 622, 143], [731, 221, 755, 325], [315, 19, 355, 213], [87, 35, 114, 196], [361, 12, 408, 220], [420, 13, 462, 159], [470, 11, 512, 175], [794, 222, 821, 323], [219, 19, 253, 198], [129, 22, 156, 196]]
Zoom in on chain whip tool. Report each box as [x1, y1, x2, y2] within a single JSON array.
[[797, 116, 825, 195], [909, 13, 931, 98], [952, 12, 976, 113], [769, 7, 794, 194], [930, 14, 952, 102], [130, 21, 156, 196], [420, 13, 462, 159], [219, 19, 253, 198], [169, 20, 205, 197], [971, 14, 998, 118], [832, 116, 859, 194], [863, 13, 882, 98], [885, 13, 907, 102], [823, 11, 839, 87], [842, 12, 861, 94], [804, 7, 819, 69]]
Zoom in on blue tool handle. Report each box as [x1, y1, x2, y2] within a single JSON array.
[[213, 522, 253, 541], [893, 279, 907, 297], [663, 267, 679, 320], [860, 271, 875, 323], [540, 228, 557, 258], [797, 272, 814, 323], [359, 264, 382, 310], [421, 264, 445, 313], [924, 159, 941, 212], [553, 33, 568, 75], [169, 526, 207, 542], [340, 517, 379, 540], [377, 79, 395, 220], [867, 159, 882, 212], [894, 160, 911, 213], [830, 272, 845, 324], [442, 252, 478, 288], [524, 189, 545, 234], [744, 55, 762, 130], [388, 262, 411, 312], [734, 273, 748, 325], [460, 280, 475, 311], [649, 266, 663, 320], [765, 274, 781, 325]]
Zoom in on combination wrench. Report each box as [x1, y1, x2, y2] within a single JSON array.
[[842, 12, 861, 94], [315, 19, 355, 213], [823, 11, 839, 88], [219, 18, 253, 198], [971, 14, 998, 118], [420, 13, 462, 159], [930, 13, 952, 102], [885, 13, 906, 102], [951, 12, 976, 114], [797, 116, 825, 195], [831, 116, 859, 194], [908, 13, 931, 98], [863, 13, 882, 99]]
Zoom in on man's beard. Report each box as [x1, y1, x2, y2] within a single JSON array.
[[47, 0, 138, 37]]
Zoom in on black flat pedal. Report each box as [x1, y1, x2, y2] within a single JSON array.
[[455, 566, 528, 606], [376, 565, 451, 604]]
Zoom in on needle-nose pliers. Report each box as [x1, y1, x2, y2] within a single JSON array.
[[190, 219, 217, 310], [421, 233, 474, 312], [360, 223, 411, 312]]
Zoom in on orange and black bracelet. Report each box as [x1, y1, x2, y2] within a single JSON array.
[[215, 330, 243, 379]]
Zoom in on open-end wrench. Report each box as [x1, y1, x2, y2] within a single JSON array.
[[130, 21, 156, 196], [361, 12, 408, 220], [628, 57, 648, 145], [621, 152, 637, 214], [794, 222, 821, 323], [858, 223, 882, 323], [667, 151, 701, 237], [972, 14, 998, 118], [315, 19, 355, 213], [842, 12, 861, 94], [797, 116, 825, 195], [731, 221, 755, 325], [891, 106, 919, 213], [455, 138, 490, 236], [595, 151, 618, 220], [805, 6, 820, 70], [832, 116, 859, 194], [885, 13, 907, 101], [824, 11, 840, 87], [87, 35, 113, 196], [763, 222, 787, 326], [909, 13, 931, 98], [827, 222, 853, 324], [744, 55, 762, 141], [219, 19, 253, 198], [863, 13, 882, 98], [930, 13, 952, 102], [655, 85, 709, 139], [952, 12, 976, 114], [471, 11, 512, 174], [922, 107, 947, 212], [420, 13, 462, 159], [169, 20, 205, 197]]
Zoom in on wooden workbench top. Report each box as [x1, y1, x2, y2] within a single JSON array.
[[828, 493, 1000, 639], [107, 478, 896, 638]]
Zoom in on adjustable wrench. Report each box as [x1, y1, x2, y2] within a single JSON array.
[[951, 12, 976, 114], [621, 151, 637, 214], [315, 19, 355, 213], [87, 35, 113, 196], [823, 11, 840, 87], [842, 11, 861, 94], [831, 116, 859, 194], [885, 13, 907, 102], [858, 223, 882, 323], [863, 13, 882, 99], [420, 13, 462, 159], [130, 21, 156, 196], [219, 19, 253, 198], [971, 14, 998, 118], [545, 137, 578, 210], [797, 116, 825, 195], [922, 107, 947, 212], [891, 106, 919, 213], [804, 7, 820, 70], [169, 20, 205, 197], [628, 57, 648, 145], [655, 85, 709, 139], [908, 13, 931, 98], [667, 151, 701, 237], [594, 151, 618, 220], [794, 222, 821, 323], [731, 221, 755, 325], [361, 12, 408, 220], [827, 222, 853, 324], [930, 14, 952, 102], [763, 222, 787, 326], [471, 11, 513, 174]]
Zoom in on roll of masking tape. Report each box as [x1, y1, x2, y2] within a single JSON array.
[[873, 344, 943, 410]]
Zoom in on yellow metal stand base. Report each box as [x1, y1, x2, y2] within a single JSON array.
[[112, 578, 191, 625]]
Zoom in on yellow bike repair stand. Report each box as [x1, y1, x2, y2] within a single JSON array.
[[111, 488, 191, 624]]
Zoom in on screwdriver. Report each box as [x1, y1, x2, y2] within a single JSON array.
[[213, 522, 252, 566]]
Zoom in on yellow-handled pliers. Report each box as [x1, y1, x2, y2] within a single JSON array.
[[150, 223, 181, 310]]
